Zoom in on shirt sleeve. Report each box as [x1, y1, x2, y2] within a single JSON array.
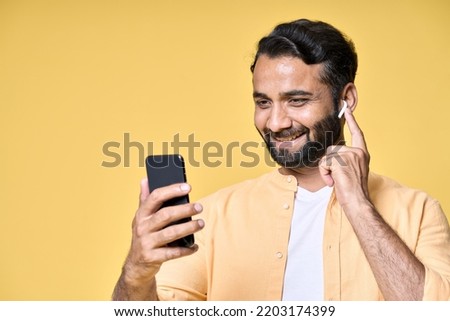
[[416, 200, 450, 300], [156, 226, 207, 300]]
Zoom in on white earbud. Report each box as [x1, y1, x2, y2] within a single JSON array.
[[338, 100, 348, 119]]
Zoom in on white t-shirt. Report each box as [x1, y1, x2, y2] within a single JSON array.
[[282, 185, 333, 300]]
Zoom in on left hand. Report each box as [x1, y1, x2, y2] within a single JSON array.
[[318, 108, 371, 209]]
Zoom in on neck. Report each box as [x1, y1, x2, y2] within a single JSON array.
[[279, 166, 327, 192]]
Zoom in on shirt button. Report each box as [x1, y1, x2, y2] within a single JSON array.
[[287, 176, 292, 183], [276, 252, 283, 259], [283, 203, 290, 210], [327, 245, 332, 251]]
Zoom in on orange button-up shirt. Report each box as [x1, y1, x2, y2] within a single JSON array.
[[156, 170, 450, 300]]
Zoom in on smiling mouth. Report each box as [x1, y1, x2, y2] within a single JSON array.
[[270, 131, 307, 149], [273, 132, 303, 142]]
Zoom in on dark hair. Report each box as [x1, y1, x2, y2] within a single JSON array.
[[250, 19, 358, 107]]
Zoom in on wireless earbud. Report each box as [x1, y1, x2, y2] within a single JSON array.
[[338, 100, 348, 119]]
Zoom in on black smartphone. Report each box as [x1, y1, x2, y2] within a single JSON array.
[[145, 154, 194, 248]]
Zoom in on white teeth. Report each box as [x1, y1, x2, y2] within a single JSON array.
[[276, 133, 302, 142]]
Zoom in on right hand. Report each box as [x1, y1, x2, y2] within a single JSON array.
[[123, 178, 204, 285]]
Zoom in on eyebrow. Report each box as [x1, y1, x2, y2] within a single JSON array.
[[253, 92, 270, 99], [280, 90, 313, 98], [253, 90, 314, 99]]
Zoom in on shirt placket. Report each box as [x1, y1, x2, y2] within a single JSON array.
[[323, 193, 342, 301], [266, 174, 297, 300]]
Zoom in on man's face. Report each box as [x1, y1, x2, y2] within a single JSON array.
[[252, 55, 342, 168]]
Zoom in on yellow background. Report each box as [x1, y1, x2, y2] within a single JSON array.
[[1, 0, 449, 300]]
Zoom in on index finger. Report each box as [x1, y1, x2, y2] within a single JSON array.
[[141, 182, 191, 215], [344, 108, 368, 152]]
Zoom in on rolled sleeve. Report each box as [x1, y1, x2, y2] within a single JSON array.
[[416, 201, 450, 300]]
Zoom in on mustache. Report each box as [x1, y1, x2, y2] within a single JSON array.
[[263, 126, 309, 141]]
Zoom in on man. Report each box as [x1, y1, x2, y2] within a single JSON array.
[[112, 19, 450, 300]]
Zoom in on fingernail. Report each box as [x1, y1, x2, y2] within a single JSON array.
[[180, 183, 190, 191], [194, 203, 203, 212], [197, 219, 205, 228]]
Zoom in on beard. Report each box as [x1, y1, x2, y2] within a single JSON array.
[[262, 112, 342, 169]]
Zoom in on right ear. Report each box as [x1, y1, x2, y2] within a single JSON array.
[[341, 83, 358, 112]]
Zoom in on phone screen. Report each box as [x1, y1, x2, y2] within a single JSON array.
[[145, 154, 194, 247]]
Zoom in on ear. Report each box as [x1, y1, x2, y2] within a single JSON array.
[[341, 83, 358, 112]]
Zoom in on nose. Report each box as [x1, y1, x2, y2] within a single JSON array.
[[266, 105, 292, 132]]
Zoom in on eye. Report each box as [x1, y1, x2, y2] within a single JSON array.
[[255, 99, 271, 109], [288, 98, 308, 107]]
